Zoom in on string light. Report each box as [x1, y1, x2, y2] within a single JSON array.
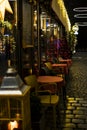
[[52, 0, 71, 32]]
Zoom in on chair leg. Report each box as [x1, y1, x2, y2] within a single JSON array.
[[53, 106, 57, 130], [59, 86, 66, 105]]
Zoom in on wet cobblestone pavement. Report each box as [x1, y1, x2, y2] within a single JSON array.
[[66, 52, 87, 98], [60, 52, 87, 130]]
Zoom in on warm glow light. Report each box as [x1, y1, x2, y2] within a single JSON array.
[[0, 90, 22, 95], [8, 120, 18, 130], [74, 31, 78, 35], [52, 0, 71, 32], [0, 0, 13, 20], [59, 0, 71, 31], [72, 23, 79, 32]]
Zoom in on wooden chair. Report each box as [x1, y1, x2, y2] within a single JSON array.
[[44, 62, 65, 79], [41, 62, 66, 102], [24, 75, 59, 130]]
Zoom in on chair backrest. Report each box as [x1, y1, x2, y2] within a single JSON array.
[[44, 62, 52, 70], [40, 67, 51, 76], [24, 75, 38, 94]]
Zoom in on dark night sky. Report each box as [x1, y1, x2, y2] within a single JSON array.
[[77, 26, 87, 49]]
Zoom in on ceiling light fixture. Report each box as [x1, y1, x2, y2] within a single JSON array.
[[74, 14, 87, 18], [76, 22, 87, 26], [73, 7, 87, 12]]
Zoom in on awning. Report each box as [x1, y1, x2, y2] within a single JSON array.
[[51, 0, 71, 32]]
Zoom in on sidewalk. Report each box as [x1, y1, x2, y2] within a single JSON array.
[[60, 52, 87, 130]]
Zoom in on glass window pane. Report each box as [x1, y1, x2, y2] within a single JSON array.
[[0, 98, 9, 118], [10, 98, 22, 119]]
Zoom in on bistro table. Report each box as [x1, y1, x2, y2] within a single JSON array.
[[37, 76, 63, 130], [59, 59, 72, 68], [37, 76, 66, 99], [52, 63, 68, 74], [37, 76, 63, 84], [37, 76, 65, 97]]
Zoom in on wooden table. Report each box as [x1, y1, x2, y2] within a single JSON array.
[[37, 76, 62, 130], [37, 76, 63, 84], [37, 76, 64, 92], [37, 76, 66, 100], [52, 63, 68, 74], [59, 59, 72, 67]]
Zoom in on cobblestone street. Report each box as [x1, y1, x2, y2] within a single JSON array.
[[60, 52, 87, 130], [66, 52, 87, 98]]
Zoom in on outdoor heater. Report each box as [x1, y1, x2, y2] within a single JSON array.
[[0, 67, 31, 130]]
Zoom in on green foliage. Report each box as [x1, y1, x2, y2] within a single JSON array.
[[0, 21, 12, 30]]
